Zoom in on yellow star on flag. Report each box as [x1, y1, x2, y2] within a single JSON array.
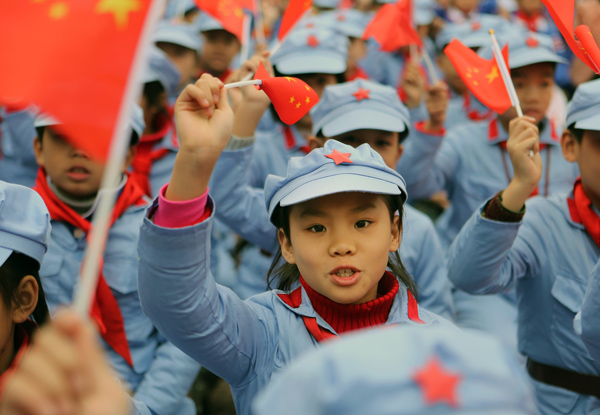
[[296, 102, 302, 109], [285, 77, 297, 82], [305, 96, 310, 104], [234, 8, 243, 18], [95, 0, 140, 29], [290, 96, 295, 103], [49, 2, 68, 19], [485, 67, 498, 83], [305, 85, 310, 91]]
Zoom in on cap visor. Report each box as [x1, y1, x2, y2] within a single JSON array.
[[510, 50, 568, 68], [575, 112, 600, 131], [321, 108, 407, 137], [276, 52, 346, 75], [280, 174, 401, 207]]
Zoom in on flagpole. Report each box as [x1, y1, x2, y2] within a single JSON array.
[[420, 46, 439, 84], [72, 0, 166, 317], [224, 79, 262, 88], [489, 29, 533, 158], [253, 0, 267, 45]]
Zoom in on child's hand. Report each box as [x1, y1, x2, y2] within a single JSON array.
[[502, 116, 543, 211], [0, 311, 130, 415], [424, 81, 448, 131], [401, 62, 426, 109], [227, 52, 273, 112]]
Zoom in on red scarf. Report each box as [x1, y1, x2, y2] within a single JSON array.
[[278, 272, 423, 343], [514, 10, 543, 32], [568, 177, 600, 249], [284, 126, 310, 154], [0, 320, 36, 399], [131, 113, 174, 197], [346, 66, 369, 81], [34, 169, 147, 367]]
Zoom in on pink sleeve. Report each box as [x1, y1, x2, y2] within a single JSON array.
[[153, 184, 210, 228]]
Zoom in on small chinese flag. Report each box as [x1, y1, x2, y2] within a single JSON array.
[[363, 0, 422, 52], [574, 25, 600, 73], [0, 0, 153, 162], [444, 39, 512, 114], [253, 62, 319, 125], [540, 0, 600, 73], [195, 0, 249, 43], [278, 0, 313, 41]]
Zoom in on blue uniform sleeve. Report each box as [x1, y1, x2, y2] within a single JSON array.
[[579, 260, 600, 362], [209, 144, 278, 253], [137, 199, 280, 388], [130, 398, 153, 415]]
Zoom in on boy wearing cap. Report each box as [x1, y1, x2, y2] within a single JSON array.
[[446, 79, 600, 414], [196, 13, 241, 82], [32, 110, 200, 415]]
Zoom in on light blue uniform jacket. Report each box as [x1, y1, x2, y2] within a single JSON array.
[[39, 201, 200, 415], [210, 144, 455, 320], [397, 117, 579, 249], [579, 258, 600, 363], [446, 194, 600, 414], [0, 108, 38, 187], [137, 198, 455, 415]]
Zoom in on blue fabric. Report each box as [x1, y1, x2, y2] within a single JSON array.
[[446, 194, 600, 414], [39, 200, 200, 415], [137, 199, 455, 415], [579, 261, 600, 362], [0, 108, 38, 187]]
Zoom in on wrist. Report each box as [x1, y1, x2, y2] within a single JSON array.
[[502, 180, 535, 212], [424, 119, 444, 132]]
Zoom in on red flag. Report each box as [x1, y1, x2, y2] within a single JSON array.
[[574, 25, 600, 73], [444, 39, 512, 114], [540, 0, 600, 73], [363, 0, 422, 52], [0, 0, 153, 162], [253, 62, 319, 125], [195, 0, 249, 43], [278, 0, 313, 41]]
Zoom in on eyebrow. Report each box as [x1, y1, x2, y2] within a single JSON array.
[[298, 203, 378, 219], [351, 203, 377, 213]]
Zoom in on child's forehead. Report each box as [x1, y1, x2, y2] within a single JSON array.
[[511, 62, 555, 78]]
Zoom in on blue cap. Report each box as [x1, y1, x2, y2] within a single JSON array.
[[264, 140, 406, 223], [195, 12, 226, 33], [253, 326, 539, 415], [313, 0, 339, 7], [163, 0, 197, 19], [271, 28, 348, 75], [566, 79, 600, 131], [479, 31, 567, 69], [143, 46, 181, 97], [415, 0, 437, 26], [310, 9, 372, 39], [154, 20, 202, 51], [0, 182, 50, 267], [311, 79, 410, 136], [436, 15, 513, 51]]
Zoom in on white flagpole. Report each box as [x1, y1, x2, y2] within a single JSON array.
[[73, 0, 166, 317], [253, 0, 266, 45], [489, 29, 533, 158], [420, 46, 439, 84], [224, 79, 262, 88], [240, 14, 252, 63]]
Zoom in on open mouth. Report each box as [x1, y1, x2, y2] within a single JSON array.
[[66, 166, 91, 181], [330, 266, 361, 286]]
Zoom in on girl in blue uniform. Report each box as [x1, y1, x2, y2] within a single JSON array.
[[137, 74, 453, 415]]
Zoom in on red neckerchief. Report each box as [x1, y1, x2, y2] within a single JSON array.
[[277, 271, 424, 343], [514, 10, 543, 32], [131, 113, 174, 197], [34, 169, 147, 367], [568, 177, 600, 249], [346, 66, 369, 81], [463, 93, 492, 121], [283, 126, 310, 154], [0, 320, 36, 399]]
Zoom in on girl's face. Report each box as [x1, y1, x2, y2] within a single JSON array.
[[506, 62, 555, 125], [279, 192, 401, 305]]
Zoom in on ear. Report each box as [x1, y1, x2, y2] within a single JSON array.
[[307, 135, 325, 151], [561, 129, 578, 163], [122, 146, 137, 171], [389, 214, 402, 252], [11, 275, 39, 324], [278, 228, 296, 264], [33, 136, 45, 169]]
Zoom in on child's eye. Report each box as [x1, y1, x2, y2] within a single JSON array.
[[355, 220, 371, 229], [376, 141, 391, 147], [308, 225, 326, 233]]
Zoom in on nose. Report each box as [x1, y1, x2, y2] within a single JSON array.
[[328, 229, 356, 257], [72, 147, 91, 159]]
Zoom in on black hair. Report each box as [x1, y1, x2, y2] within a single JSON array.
[[567, 122, 585, 143], [36, 126, 140, 148], [266, 193, 418, 298], [316, 128, 409, 145], [0, 252, 50, 326], [143, 81, 169, 133]]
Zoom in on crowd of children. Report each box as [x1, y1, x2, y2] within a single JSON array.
[[1, 0, 600, 414]]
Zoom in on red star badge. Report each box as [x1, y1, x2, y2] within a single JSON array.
[[412, 357, 462, 407], [337, 14, 346, 21], [526, 37, 539, 48], [305, 22, 315, 28], [471, 21, 481, 31], [325, 149, 353, 165], [352, 87, 370, 102], [307, 35, 320, 48]]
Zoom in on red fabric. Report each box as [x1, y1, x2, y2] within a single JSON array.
[[278, 272, 423, 342], [514, 10, 542, 32], [0, 321, 36, 400], [574, 25, 600, 74], [278, 0, 313, 41], [346, 66, 370, 81], [414, 120, 446, 137], [254, 63, 319, 125], [154, 184, 212, 228], [194, 0, 248, 43], [540, 0, 600, 73], [363, 0, 422, 52], [33, 169, 147, 368], [283, 126, 310, 154], [463, 93, 492, 121], [412, 356, 461, 407], [444, 39, 512, 114], [568, 177, 600, 249], [0, 1, 152, 162]]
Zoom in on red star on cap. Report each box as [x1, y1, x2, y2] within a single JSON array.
[[412, 356, 462, 408], [337, 14, 346, 21], [526, 36, 539, 48], [352, 87, 371, 102], [305, 22, 315, 28], [471, 21, 481, 31], [325, 149, 353, 165], [307, 35, 320, 48]]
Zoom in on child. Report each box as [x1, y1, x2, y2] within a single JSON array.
[[0, 181, 50, 395], [253, 325, 538, 414], [32, 108, 200, 415], [446, 79, 600, 414], [196, 13, 241, 82], [137, 74, 453, 415]]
